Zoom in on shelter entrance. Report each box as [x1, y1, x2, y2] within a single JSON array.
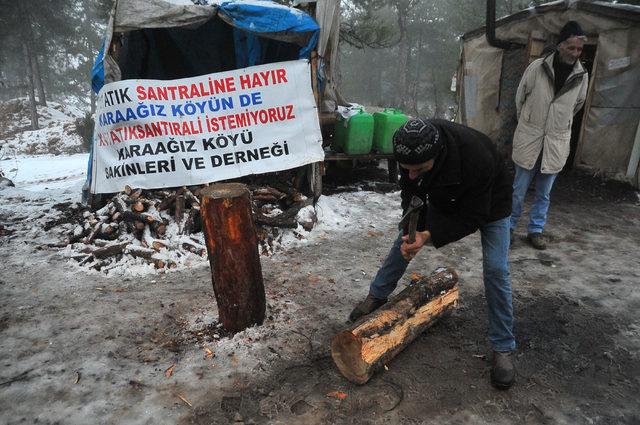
[[564, 42, 597, 172]]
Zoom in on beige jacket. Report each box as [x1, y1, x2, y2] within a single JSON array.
[[513, 52, 588, 174]]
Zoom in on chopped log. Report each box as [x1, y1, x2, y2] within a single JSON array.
[[200, 183, 266, 332], [152, 240, 167, 251], [131, 201, 145, 213], [130, 188, 143, 200], [153, 222, 167, 238], [117, 221, 128, 238], [175, 192, 185, 226], [127, 245, 155, 259], [78, 254, 95, 266], [182, 208, 197, 235], [84, 222, 102, 244], [123, 185, 132, 196], [182, 188, 200, 207], [113, 194, 127, 213], [253, 199, 312, 228], [253, 194, 279, 203], [122, 211, 149, 225], [91, 242, 129, 259], [156, 194, 176, 211], [331, 268, 459, 385]]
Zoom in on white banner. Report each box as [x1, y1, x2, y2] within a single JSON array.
[[90, 60, 324, 194]]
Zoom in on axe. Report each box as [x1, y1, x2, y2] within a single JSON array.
[[398, 195, 424, 244]]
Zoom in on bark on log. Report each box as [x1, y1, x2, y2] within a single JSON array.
[[127, 245, 155, 259], [91, 242, 129, 259], [331, 268, 459, 384], [175, 192, 185, 226], [200, 183, 266, 332]]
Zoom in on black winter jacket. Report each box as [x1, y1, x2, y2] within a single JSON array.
[[400, 120, 512, 248]]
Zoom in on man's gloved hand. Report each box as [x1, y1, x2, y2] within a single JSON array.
[[400, 230, 431, 261]]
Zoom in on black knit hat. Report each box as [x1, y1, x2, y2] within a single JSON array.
[[392, 118, 442, 165], [558, 21, 585, 44]]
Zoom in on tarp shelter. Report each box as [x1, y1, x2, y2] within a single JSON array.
[[457, 1, 640, 188], [85, 0, 343, 202], [92, 0, 342, 112]]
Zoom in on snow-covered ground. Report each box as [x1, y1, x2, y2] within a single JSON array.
[[1, 153, 88, 191], [0, 153, 402, 278], [0, 99, 86, 155]]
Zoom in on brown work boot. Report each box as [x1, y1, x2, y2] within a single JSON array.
[[527, 232, 546, 250], [491, 351, 515, 390], [348, 294, 387, 322]]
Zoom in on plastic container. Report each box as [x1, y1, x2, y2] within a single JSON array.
[[342, 110, 374, 154], [372, 108, 409, 154], [332, 114, 348, 152]]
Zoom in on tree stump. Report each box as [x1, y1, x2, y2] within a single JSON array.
[[200, 183, 266, 332], [331, 268, 459, 384]]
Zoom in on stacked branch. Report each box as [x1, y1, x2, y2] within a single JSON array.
[[65, 183, 316, 271], [66, 185, 205, 271]]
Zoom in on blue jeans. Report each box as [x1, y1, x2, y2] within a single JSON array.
[[369, 218, 515, 352], [510, 160, 558, 234]]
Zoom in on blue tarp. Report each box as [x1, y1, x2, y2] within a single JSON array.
[[90, 0, 319, 93], [218, 1, 319, 60]]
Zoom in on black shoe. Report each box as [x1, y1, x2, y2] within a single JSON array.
[[348, 294, 387, 322], [491, 351, 515, 390], [527, 232, 547, 250]]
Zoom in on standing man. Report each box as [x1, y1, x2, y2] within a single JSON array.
[[511, 21, 589, 250], [349, 118, 516, 390]]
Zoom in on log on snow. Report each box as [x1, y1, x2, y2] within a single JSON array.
[[331, 268, 459, 384], [200, 183, 266, 332]]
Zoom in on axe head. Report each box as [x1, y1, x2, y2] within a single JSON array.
[[398, 195, 424, 230]]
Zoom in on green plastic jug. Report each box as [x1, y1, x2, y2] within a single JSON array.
[[372, 108, 409, 154], [343, 110, 374, 154], [332, 114, 348, 152]]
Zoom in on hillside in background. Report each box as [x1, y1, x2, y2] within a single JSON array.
[[0, 98, 88, 156]]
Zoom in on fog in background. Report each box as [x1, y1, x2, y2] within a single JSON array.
[[1, 0, 638, 117]]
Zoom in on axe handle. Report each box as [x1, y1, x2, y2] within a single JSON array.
[[407, 212, 419, 244]]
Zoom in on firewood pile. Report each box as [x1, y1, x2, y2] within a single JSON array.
[[64, 184, 316, 273]]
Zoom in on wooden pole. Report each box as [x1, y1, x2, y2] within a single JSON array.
[[200, 183, 266, 332], [331, 268, 459, 384]]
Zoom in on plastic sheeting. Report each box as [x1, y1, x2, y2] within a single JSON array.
[[92, 0, 320, 92], [114, 0, 217, 33], [458, 36, 503, 140], [217, 1, 319, 58], [458, 3, 640, 185], [579, 27, 640, 179], [315, 0, 345, 112]]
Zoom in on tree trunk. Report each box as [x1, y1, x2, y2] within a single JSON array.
[[431, 68, 440, 118], [331, 268, 459, 384], [18, 3, 38, 130], [32, 56, 47, 106], [22, 39, 39, 131], [396, 11, 409, 109], [200, 183, 266, 332]]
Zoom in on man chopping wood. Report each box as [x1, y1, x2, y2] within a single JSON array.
[[349, 118, 516, 389], [510, 21, 588, 250]]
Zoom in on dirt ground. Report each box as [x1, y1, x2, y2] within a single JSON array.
[[1, 165, 639, 425]]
